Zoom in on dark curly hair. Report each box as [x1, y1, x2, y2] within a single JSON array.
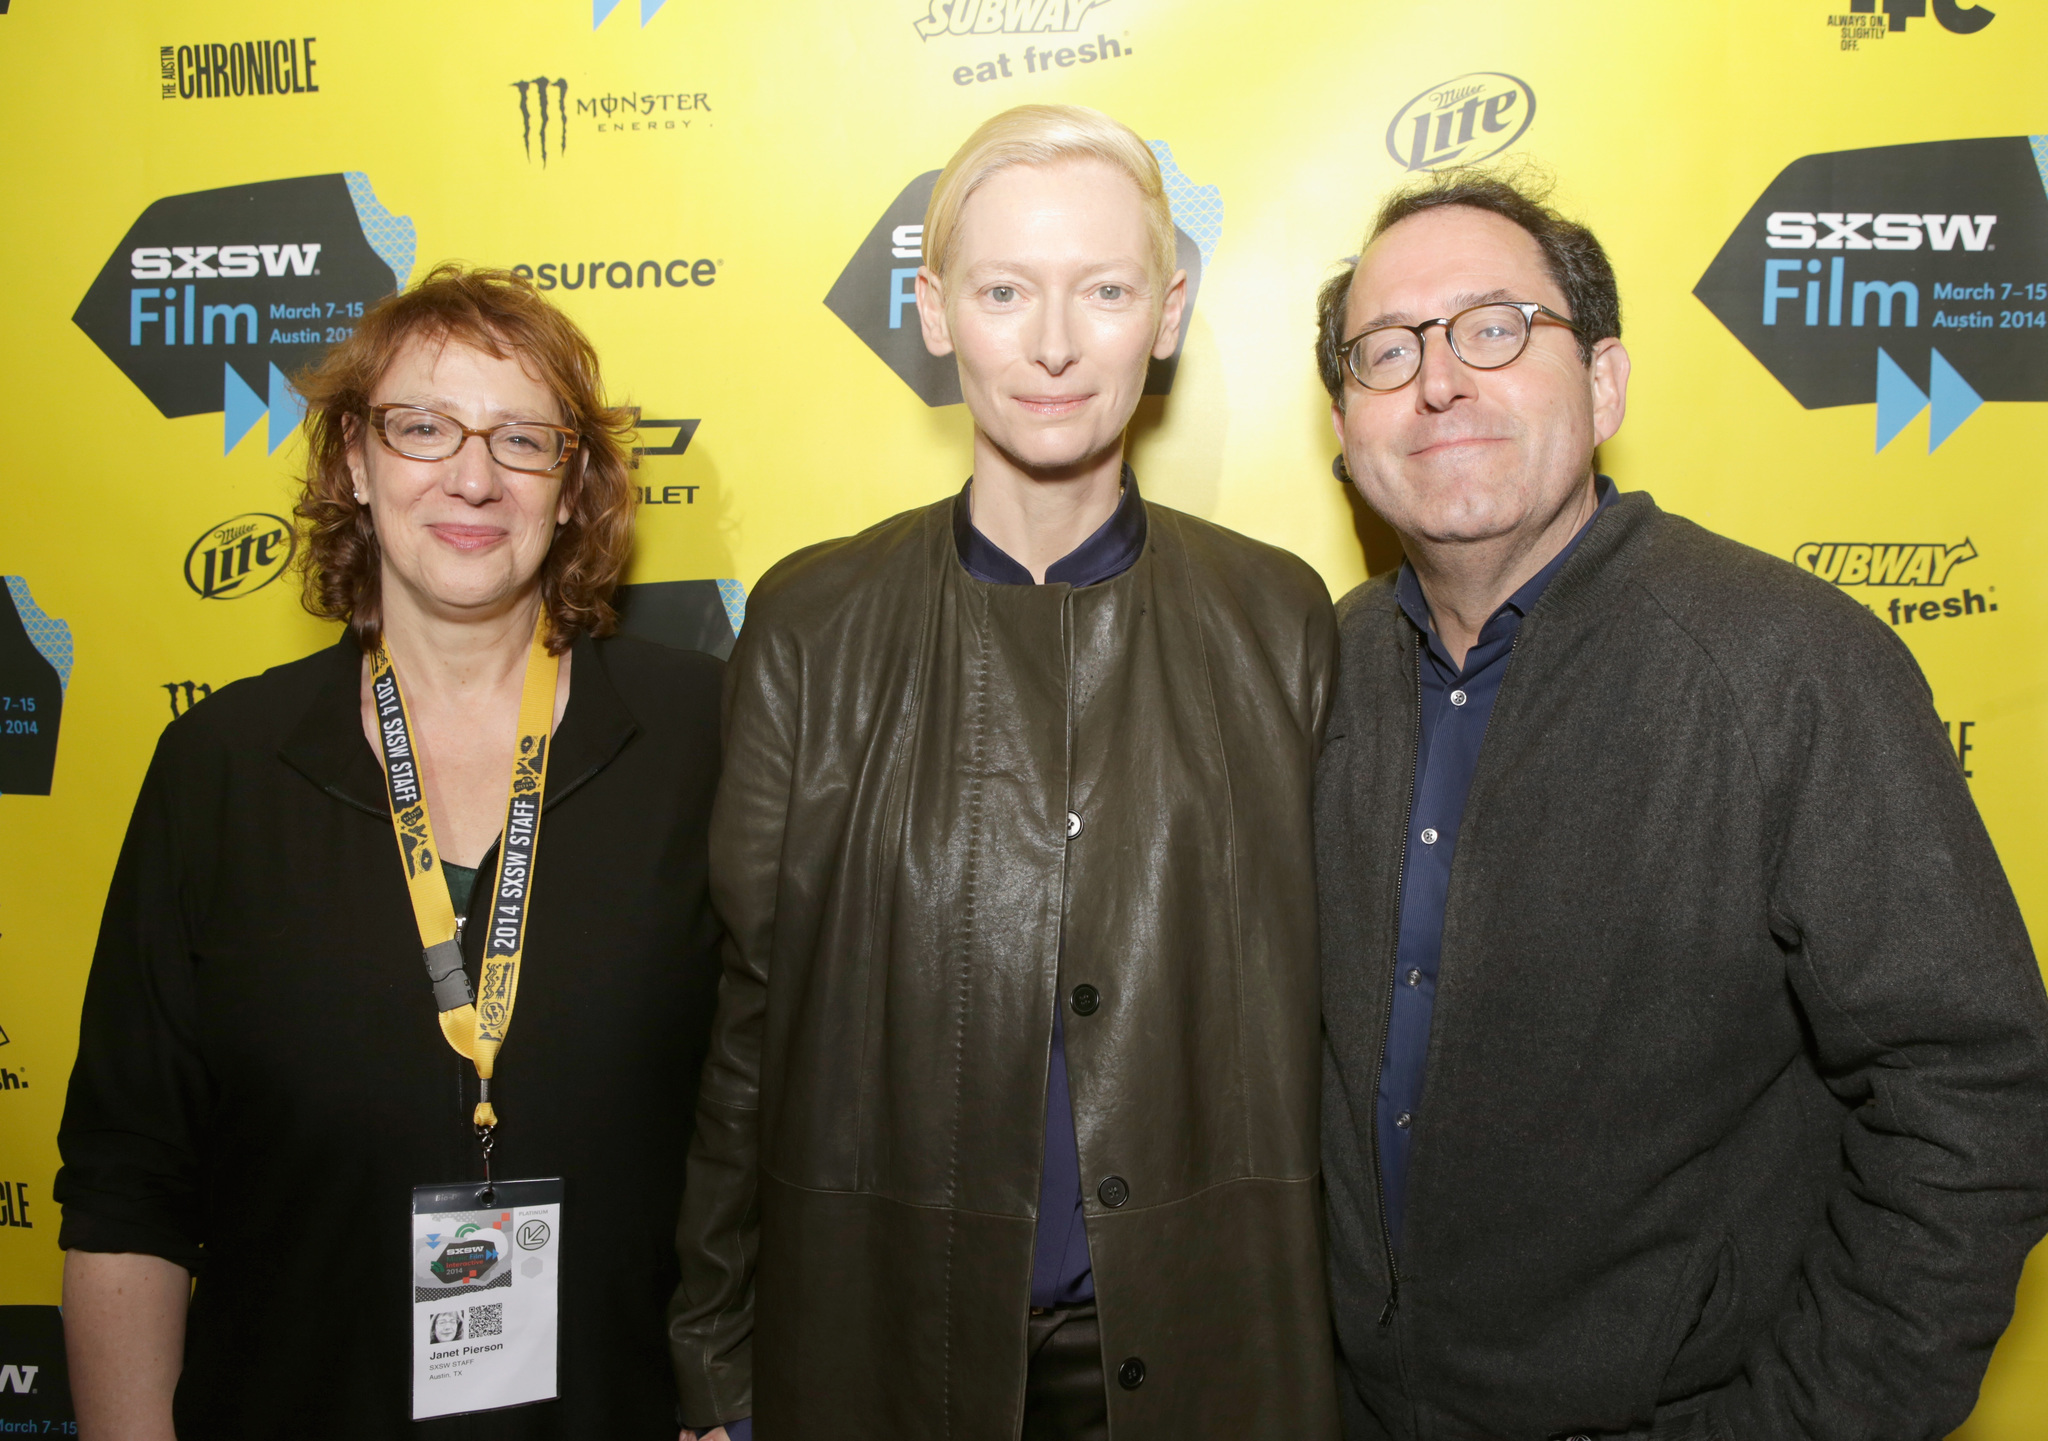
[[1316, 166, 1620, 407], [292, 264, 636, 654]]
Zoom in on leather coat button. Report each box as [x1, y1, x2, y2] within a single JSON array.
[[1117, 1356, 1146, 1389], [1066, 810, 1083, 839], [1071, 984, 1100, 1015], [1097, 1175, 1129, 1208]]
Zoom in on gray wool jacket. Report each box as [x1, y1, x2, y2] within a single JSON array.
[[1316, 488, 2048, 1441]]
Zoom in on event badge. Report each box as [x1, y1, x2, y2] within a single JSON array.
[[410, 1178, 563, 1420]]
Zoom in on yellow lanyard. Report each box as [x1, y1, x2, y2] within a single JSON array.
[[367, 613, 559, 1156]]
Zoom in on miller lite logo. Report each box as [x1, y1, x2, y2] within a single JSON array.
[[1384, 72, 1535, 173], [184, 513, 295, 600]]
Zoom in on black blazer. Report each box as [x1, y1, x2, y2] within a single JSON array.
[[57, 631, 724, 1440]]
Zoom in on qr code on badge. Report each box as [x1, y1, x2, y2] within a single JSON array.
[[467, 1303, 503, 1337]]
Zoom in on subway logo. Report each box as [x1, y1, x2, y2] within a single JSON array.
[[1792, 539, 1976, 587]]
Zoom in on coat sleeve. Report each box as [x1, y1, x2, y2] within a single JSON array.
[[54, 730, 211, 1270], [1704, 623, 2048, 1440], [668, 604, 799, 1426], [1304, 583, 1339, 758]]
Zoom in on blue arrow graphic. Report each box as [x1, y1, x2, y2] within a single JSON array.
[[1927, 349, 1983, 452], [1875, 348, 1929, 453], [267, 364, 307, 454], [224, 365, 266, 453]]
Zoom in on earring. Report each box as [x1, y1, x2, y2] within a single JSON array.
[[353, 491, 368, 504], [1332, 454, 1353, 485]]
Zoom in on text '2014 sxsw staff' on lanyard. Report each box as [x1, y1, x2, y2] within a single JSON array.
[[369, 613, 557, 1179]]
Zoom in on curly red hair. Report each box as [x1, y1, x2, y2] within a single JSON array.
[[292, 264, 636, 654]]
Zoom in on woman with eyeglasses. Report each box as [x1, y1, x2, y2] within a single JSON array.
[[55, 266, 724, 1440]]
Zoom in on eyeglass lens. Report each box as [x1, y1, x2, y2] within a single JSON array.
[[1349, 304, 1537, 390], [379, 407, 566, 472]]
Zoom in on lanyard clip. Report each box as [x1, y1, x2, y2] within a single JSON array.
[[476, 1121, 497, 1200]]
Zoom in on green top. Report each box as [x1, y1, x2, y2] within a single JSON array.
[[442, 860, 479, 918]]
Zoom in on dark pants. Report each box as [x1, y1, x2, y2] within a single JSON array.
[[1023, 1304, 1109, 1441]]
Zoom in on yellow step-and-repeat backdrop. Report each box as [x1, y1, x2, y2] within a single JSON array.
[[1, 0, 2042, 1431]]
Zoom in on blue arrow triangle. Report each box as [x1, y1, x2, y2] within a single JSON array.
[[641, 0, 666, 21], [223, 364, 266, 454], [267, 364, 308, 454], [1927, 349, 1983, 452], [1874, 348, 1929, 453], [594, 0, 625, 23]]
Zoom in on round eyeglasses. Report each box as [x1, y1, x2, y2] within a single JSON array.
[[368, 404, 580, 474], [1342, 301, 1579, 392]]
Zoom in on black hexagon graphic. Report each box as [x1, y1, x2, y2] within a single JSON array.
[[1694, 137, 2048, 413], [824, 170, 1204, 407], [73, 173, 411, 432]]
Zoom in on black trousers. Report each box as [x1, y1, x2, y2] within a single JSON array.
[[1022, 1304, 1109, 1441]]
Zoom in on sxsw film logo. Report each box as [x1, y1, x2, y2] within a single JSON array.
[[1385, 73, 1535, 173], [0, 577, 68, 798], [185, 514, 296, 601], [913, 0, 1111, 39], [73, 174, 415, 453], [825, 142, 1221, 405], [1693, 137, 2048, 451], [0, 577, 72, 798], [1828, 0, 1993, 50]]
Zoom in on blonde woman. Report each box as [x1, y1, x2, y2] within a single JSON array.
[[670, 107, 1338, 1440]]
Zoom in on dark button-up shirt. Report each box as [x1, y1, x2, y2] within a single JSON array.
[[955, 468, 1147, 1308], [1379, 478, 1613, 1248]]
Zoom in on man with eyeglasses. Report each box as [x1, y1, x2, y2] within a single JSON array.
[[1313, 171, 2048, 1440]]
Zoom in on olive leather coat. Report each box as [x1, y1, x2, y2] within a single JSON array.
[[669, 491, 1342, 1437]]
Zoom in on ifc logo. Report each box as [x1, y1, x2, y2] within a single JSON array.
[[1385, 72, 1535, 173], [184, 513, 296, 600]]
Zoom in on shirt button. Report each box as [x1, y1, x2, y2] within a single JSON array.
[[1097, 1175, 1130, 1208], [1419, 827, 1439, 845], [1450, 689, 1468, 706], [1405, 968, 1421, 987], [1395, 1111, 1413, 1130], [1066, 811, 1083, 839]]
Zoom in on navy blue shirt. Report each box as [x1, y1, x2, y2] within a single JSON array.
[[955, 470, 1147, 1308], [1378, 479, 1613, 1250]]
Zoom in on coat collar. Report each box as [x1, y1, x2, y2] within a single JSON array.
[[1527, 483, 1658, 622], [279, 631, 639, 820]]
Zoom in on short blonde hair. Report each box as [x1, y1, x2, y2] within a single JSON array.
[[923, 104, 1176, 295]]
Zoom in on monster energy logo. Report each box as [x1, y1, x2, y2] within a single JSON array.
[[510, 77, 569, 166]]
